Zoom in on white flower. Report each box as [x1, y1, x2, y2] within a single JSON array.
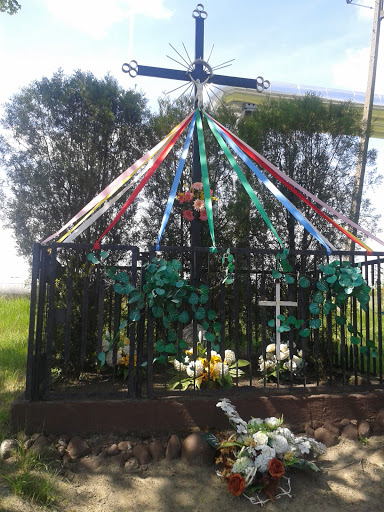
[[292, 355, 301, 364], [224, 350, 236, 366], [266, 352, 276, 361], [122, 344, 130, 355], [213, 362, 229, 377], [280, 343, 288, 353], [248, 418, 263, 428], [255, 445, 276, 473], [297, 350, 303, 358], [210, 351, 220, 360], [266, 343, 275, 353], [276, 427, 295, 442], [279, 350, 289, 361], [253, 431, 268, 448], [186, 360, 204, 378], [271, 433, 289, 455], [283, 360, 297, 372], [173, 358, 186, 372], [105, 350, 122, 367], [102, 339, 109, 352], [265, 417, 280, 429], [231, 456, 253, 474]]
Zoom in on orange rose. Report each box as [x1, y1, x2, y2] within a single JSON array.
[[268, 458, 285, 478], [227, 473, 245, 496]]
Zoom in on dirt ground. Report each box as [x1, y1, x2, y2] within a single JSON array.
[[1, 436, 384, 512]]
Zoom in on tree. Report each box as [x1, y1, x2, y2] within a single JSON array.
[[236, 93, 381, 251], [0, 0, 20, 14], [0, 69, 153, 257]]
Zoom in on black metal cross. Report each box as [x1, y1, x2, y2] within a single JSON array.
[[122, 3, 270, 248]]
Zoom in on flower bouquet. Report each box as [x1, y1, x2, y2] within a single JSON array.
[[215, 399, 325, 505], [258, 342, 303, 381], [168, 344, 249, 390], [98, 331, 137, 379], [176, 181, 218, 222]]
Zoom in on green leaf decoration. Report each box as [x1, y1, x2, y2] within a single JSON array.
[[212, 322, 222, 333], [347, 323, 355, 334], [155, 354, 166, 364], [272, 269, 282, 279], [309, 318, 321, 329], [323, 265, 335, 276], [207, 310, 217, 320], [119, 320, 128, 331], [299, 328, 310, 338], [156, 340, 165, 353], [97, 352, 105, 366], [313, 291, 325, 304], [285, 275, 295, 284], [370, 348, 378, 358], [171, 259, 182, 270], [335, 315, 347, 326], [114, 283, 126, 295], [350, 336, 360, 345], [225, 277, 234, 285], [164, 343, 177, 354], [309, 302, 320, 315], [178, 311, 189, 323], [152, 306, 164, 318], [175, 280, 185, 288], [299, 276, 311, 288], [163, 316, 170, 329], [128, 293, 141, 304], [107, 267, 117, 279], [199, 284, 210, 295], [168, 330, 177, 342], [205, 332, 216, 342], [359, 346, 368, 356], [188, 293, 199, 305], [129, 309, 141, 322], [277, 314, 285, 321], [316, 280, 328, 292], [293, 459, 320, 472], [87, 253, 99, 264], [147, 263, 157, 273], [100, 250, 109, 259], [194, 307, 206, 321], [178, 339, 188, 349], [202, 433, 221, 449], [326, 275, 337, 284], [294, 319, 304, 329], [211, 343, 220, 352], [202, 320, 210, 330], [277, 324, 291, 333], [115, 272, 130, 283], [168, 310, 179, 322], [199, 294, 209, 304], [367, 339, 376, 348], [155, 287, 165, 296], [323, 300, 333, 315], [286, 315, 297, 325]]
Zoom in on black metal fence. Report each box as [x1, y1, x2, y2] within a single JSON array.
[[25, 243, 384, 400]]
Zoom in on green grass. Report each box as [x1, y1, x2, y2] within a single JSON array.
[[0, 296, 30, 439]]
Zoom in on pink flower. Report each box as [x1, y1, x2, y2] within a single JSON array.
[[191, 182, 203, 191], [182, 210, 194, 221], [200, 210, 208, 221], [184, 190, 193, 202], [177, 193, 185, 204], [193, 199, 205, 211]]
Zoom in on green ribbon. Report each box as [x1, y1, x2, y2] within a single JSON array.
[[204, 111, 284, 248], [196, 109, 216, 249]]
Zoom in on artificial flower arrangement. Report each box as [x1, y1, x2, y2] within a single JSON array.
[[215, 398, 325, 505], [168, 343, 249, 390], [176, 181, 218, 222], [258, 342, 303, 381], [98, 331, 137, 379]]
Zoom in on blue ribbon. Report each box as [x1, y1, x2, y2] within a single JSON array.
[[211, 119, 332, 255], [156, 113, 196, 250]]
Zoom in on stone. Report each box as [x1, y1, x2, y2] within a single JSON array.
[[341, 423, 358, 441], [166, 434, 182, 461], [29, 435, 52, 454], [62, 454, 72, 467], [323, 421, 340, 436], [0, 439, 18, 460], [57, 445, 66, 456], [124, 458, 139, 472], [350, 419, 358, 426], [358, 420, 371, 438], [118, 441, 132, 451], [91, 446, 102, 456], [132, 443, 152, 465], [106, 444, 120, 456], [312, 420, 323, 430], [109, 453, 127, 467], [181, 433, 216, 466], [148, 440, 165, 461], [58, 434, 71, 444], [339, 418, 350, 427], [67, 436, 90, 459], [24, 439, 33, 450], [304, 424, 314, 437], [31, 433, 41, 441], [314, 427, 338, 448], [78, 456, 102, 472]]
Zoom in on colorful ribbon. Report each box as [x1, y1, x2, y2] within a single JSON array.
[[196, 110, 216, 249], [93, 112, 194, 249], [156, 112, 196, 250], [204, 111, 284, 248], [207, 115, 378, 252], [207, 113, 334, 254]]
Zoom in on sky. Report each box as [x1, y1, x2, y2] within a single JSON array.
[[0, 0, 383, 283]]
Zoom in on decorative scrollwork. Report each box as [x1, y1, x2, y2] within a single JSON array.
[[256, 76, 270, 93], [186, 59, 213, 85], [192, 4, 208, 19], [122, 60, 139, 77]]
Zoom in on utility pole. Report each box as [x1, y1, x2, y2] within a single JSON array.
[[348, 0, 383, 251]]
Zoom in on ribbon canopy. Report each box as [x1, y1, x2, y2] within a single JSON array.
[[43, 108, 383, 254]]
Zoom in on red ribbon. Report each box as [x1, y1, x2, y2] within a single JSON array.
[[93, 112, 194, 249]]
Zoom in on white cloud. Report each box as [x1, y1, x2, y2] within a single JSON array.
[[45, 0, 173, 38]]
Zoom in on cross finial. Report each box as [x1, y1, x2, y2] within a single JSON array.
[[192, 4, 208, 19]]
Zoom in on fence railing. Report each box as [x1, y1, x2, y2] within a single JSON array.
[[25, 243, 384, 400]]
